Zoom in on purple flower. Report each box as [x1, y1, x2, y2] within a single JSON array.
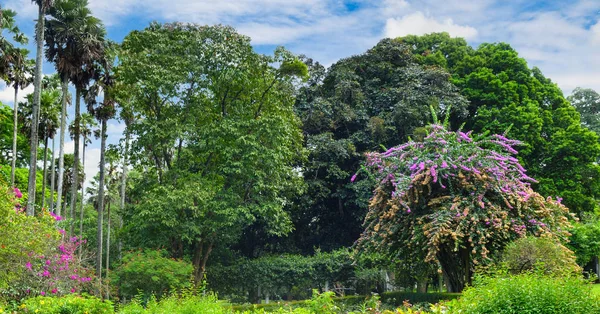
[[40, 291, 46, 296], [441, 161, 448, 168], [419, 162, 425, 171], [26, 261, 32, 270]]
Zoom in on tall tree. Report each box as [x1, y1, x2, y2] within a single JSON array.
[[400, 32, 600, 215], [84, 43, 112, 283], [45, 0, 105, 217], [118, 23, 307, 285], [6, 48, 34, 186], [568, 87, 600, 135], [28, 0, 55, 215], [69, 112, 97, 247], [0, 7, 27, 79]]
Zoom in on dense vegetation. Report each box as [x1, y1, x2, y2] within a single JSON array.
[[2, 0, 600, 313]]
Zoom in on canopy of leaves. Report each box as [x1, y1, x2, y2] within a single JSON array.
[[568, 87, 600, 135], [287, 38, 469, 253], [117, 23, 306, 273], [0, 103, 29, 166], [399, 32, 600, 214]]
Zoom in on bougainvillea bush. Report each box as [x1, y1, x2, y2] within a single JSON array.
[[0, 171, 94, 301], [355, 124, 575, 292]]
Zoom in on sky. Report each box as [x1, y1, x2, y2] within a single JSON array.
[[2, 0, 600, 186]]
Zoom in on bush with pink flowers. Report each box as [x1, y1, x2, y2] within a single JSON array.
[[0, 173, 94, 301]]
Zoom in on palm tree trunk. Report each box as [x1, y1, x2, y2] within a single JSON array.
[[118, 127, 130, 260], [96, 118, 107, 284], [11, 86, 18, 186], [79, 139, 86, 245], [41, 135, 49, 209], [27, 3, 46, 215], [105, 200, 111, 299], [69, 87, 81, 235], [49, 136, 56, 212], [56, 77, 68, 216]]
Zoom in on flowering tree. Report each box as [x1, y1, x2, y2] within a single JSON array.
[[355, 124, 574, 292]]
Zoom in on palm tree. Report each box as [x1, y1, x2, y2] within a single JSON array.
[[84, 45, 114, 287], [0, 8, 27, 79], [18, 82, 61, 206], [45, 0, 105, 218], [7, 48, 34, 186], [39, 76, 61, 209], [69, 112, 97, 243], [27, 0, 55, 215]]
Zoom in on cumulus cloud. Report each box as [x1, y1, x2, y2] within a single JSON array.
[[0, 83, 34, 107], [384, 12, 478, 39]]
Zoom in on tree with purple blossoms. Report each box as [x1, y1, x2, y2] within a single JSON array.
[[355, 122, 574, 292]]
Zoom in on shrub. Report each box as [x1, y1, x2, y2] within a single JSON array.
[[112, 250, 193, 300], [568, 220, 600, 267], [448, 273, 600, 313], [502, 236, 581, 276], [18, 294, 113, 314], [118, 293, 225, 314], [0, 172, 92, 301]]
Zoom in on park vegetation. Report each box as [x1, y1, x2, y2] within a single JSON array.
[[2, 0, 600, 313]]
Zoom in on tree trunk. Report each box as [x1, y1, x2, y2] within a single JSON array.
[[105, 201, 111, 299], [437, 246, 471, 293], [41, 135, 48, 209], [27, 4, 46, 215], [79, 140, 86, 255], [118, 127, 130, 261], [416, 279, 429, 293], [56, 77, 68, 216], [192, 240, 213, 287], [96, 119, 107, 284], [70, 88, 81, 235], [49, 136, 56, 212], [11, 86, 18, 186]]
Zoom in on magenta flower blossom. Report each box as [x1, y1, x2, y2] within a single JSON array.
[[40, 291, 45, 296], [13, 187, 22, 198], [26, 261, 32, 270], [350, 173, 357, 182], [51, 288, 58, 294]]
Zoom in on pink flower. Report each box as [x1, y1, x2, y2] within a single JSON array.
[[59, 229, 66, 235], [26, 261, 32, 270], [70, 288, 76, 293], [42, 270, 50, 277], [51, 288, 58, 294], [46, 260, 51, 265], [13, 187, 22, 198], [40, 291, 46, 296]]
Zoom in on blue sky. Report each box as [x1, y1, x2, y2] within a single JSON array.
[[2, 0, 600, 184]]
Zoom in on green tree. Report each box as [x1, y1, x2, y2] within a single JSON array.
[[45, 0, 105, 217], [6, 48, 34, 186], [399, 33, 600, 215], [0, 103, 29, 168], [568, 87, 600, 135], [118, 23, 307, 285], [287, 39, 468, 253], [356, 124, 574, 292], [27, 0, 55, 215]]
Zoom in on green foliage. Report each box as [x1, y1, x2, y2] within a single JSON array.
[[400, 33, 600, 215], [289, 38, 468, 253], [0, 103, 29, 166], [17, 294, 113, 314], [448, 273, 600, 313], [208, 249, 364, 303], [502, 237, 580, 276], [568, 87, 600, 135], [111, 250, 193, 300], [118, 23, 306, 282], [0, 173, 59, 297], [568, 219, 600, 266], [118, 293, 225, 314]]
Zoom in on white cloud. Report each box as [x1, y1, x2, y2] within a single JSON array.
[[63, 140, 100, 190], [384, 12, 478, 39], [106, 122, 126, 136], [0, 83, 34, 107]]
